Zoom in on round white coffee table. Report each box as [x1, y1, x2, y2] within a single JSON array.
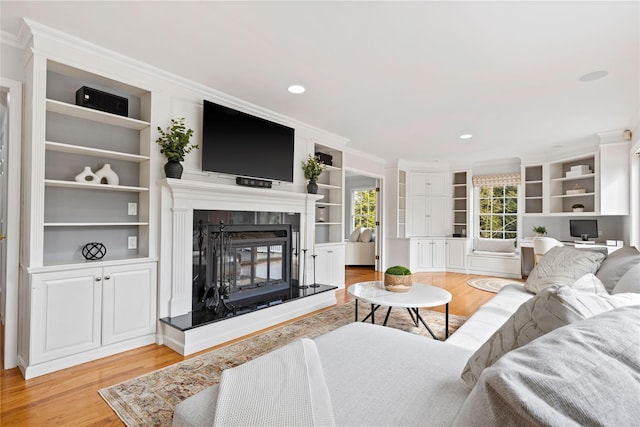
[[347, 281, 452, 340]]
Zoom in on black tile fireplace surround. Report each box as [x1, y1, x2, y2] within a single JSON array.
[[160, 209, 336, 331]]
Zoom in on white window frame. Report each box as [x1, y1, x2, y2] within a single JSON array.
[[475, 184, 519, 240]]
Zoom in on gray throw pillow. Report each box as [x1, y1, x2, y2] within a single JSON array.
[[453, 306, 640, 427], [460, 275, 640, 387], [524, 246, 605, 294], [612, 264, 640, 294], [595, 246, 640, 293]]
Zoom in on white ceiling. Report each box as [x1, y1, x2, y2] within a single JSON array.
[[2, 1, 638, 165]]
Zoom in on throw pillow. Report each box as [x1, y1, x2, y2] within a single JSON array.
[[474, 238, 516, 253], [348, 228, 361, 242], [460, 278, 640, 387], [359, 228, 373, 243], [524, 246, 605, 294], [595, 246, 640, 293], [453, 306, 640, 427], [612, 264, 640, 294]]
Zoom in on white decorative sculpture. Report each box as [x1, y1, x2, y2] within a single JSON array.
[[75, 166, 98, 183], [94, 163, 119, 185]]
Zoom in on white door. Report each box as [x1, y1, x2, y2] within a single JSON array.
[[427, 173, 447, 197], [417, 239, 433, 269], [410, 197, 427, 236], [446, 239, 467, 269], [428, 197, 449, 236], [31, 269, 102, 364], [102, 263, 157, 345]]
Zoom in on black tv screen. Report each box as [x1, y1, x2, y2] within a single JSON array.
[[201, 100, 295, 182], [570, 219, 598, 239]]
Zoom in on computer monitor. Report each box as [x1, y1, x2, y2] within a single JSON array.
[[570, 219, 598, 241]]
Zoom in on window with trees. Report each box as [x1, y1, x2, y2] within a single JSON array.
[[352, 189, 376, 230], [478, 185, 518, 239]]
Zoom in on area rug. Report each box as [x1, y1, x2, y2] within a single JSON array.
[[99, 302, 467, 426], [467, 277, 524, 293]]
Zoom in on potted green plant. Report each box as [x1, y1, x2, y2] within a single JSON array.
[[532, 225, 547, 237], [384, 265, 413, 293], [156, 117, 198, 179], [301, 154, 326, 194], [572, 203, 585, 212]]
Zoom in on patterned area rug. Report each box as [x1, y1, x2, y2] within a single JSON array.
[[99, 302, 467, 426], [467, 277, 524, 293]]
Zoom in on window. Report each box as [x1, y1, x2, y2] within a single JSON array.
[[478, 185, 518, 239], [352, 189, 376, 230]]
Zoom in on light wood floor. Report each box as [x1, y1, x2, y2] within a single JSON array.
[[0, 268, 495, 426]]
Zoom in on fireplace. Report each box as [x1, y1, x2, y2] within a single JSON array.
[[195, 222, 294, 314]]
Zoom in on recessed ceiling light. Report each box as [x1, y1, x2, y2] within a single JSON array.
[[459, 134, 473, 140], [288, 84, 305, 94], [578, 70, 608, 82]]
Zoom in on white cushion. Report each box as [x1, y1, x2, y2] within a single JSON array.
[[596, 246, 640, 292], [474, 238, 516, 254], [348, 228, 361, 242], [453, 306, 640, 427], [461, 275, 640, 387], [358, 228, 373, 243], [524, 246, 605, 294]]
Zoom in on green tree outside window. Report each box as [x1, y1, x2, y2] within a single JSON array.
[[353, 189, 376, 230], [478, 185, 518, 239]]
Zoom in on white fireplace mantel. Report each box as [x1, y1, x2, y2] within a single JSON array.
[[160, 178, 322, 317]]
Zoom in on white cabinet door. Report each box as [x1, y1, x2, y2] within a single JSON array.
[[314, 244, 345, 288], [446, 239, 467, 270], [410, 197, 428, 236], [416, 239, 434, 269], [428, 197, 448, 236], [102, 262, 157, 345], [411, 173, 447, 197], [432, 239, 447, 269], [600, 142, 630, 215], [30, 268, 102, 364]]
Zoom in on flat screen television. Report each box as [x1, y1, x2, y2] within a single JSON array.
[[570, 219, 598, 241], [201, 100, 295, 182]]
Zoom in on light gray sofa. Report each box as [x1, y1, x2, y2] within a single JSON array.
[[173, 246, 640, 426]]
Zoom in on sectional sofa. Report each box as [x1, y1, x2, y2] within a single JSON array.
[[173, 246, 640, 426]]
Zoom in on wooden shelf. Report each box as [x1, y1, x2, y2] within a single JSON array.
[[46, 99, 149, 130], [551, 173, 595, 182], [551, 192, 595, 198], [45, 141, 149, 162], [45, 179, 149, 192], [44, 222, 149, 227]]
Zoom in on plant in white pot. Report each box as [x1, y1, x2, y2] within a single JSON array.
[[572, 203, 585, 212], [156, 117, 198, 179], [301, 154, 326, 194], [384, 265, 413, 293], [532, 225, 547, 237]]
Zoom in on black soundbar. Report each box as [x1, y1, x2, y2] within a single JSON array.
[[76, 86, 128, 117], [236, 177, 272, 188]]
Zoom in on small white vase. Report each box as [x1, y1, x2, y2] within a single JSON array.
[[75, 166, 98, 183], [95, 163, 119, 185]]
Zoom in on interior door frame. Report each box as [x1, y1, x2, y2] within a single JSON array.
[[344, 168, 384, 271], [1, 77, 22, 369]]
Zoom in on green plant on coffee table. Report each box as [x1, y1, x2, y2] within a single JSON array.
[[156, 117, 198, 161], [532, 226, 547, 235], [385, 265, 411, 275]]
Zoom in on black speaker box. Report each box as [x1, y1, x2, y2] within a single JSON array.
[[236, 177, 272, 188], [75, 86, 128, 117], [315, 152, 333, 166]]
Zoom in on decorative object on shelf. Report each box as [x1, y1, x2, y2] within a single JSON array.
[[95, 163, 119, 185], [572, 203, 585, 212], [565, 165, 591, 178], [75, 166, 98, 183], [299, 248, 308, 289], [566, 184, 585, 195], [316, 206, 326, 222], [384, 265, 413, 293], [532, 225, 547, 237], [314, 151, 333, 166], [301, 154, 326, 194], [82, 242, 107, 260], [156, 117, 197, 179]]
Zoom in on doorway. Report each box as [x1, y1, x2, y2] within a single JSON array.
[[344, 170, 383, 271], [1, 78, 22, 370]]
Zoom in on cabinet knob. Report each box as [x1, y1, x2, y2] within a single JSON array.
[[104, 275, 111, 280], [95, 277, 102, 282]]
